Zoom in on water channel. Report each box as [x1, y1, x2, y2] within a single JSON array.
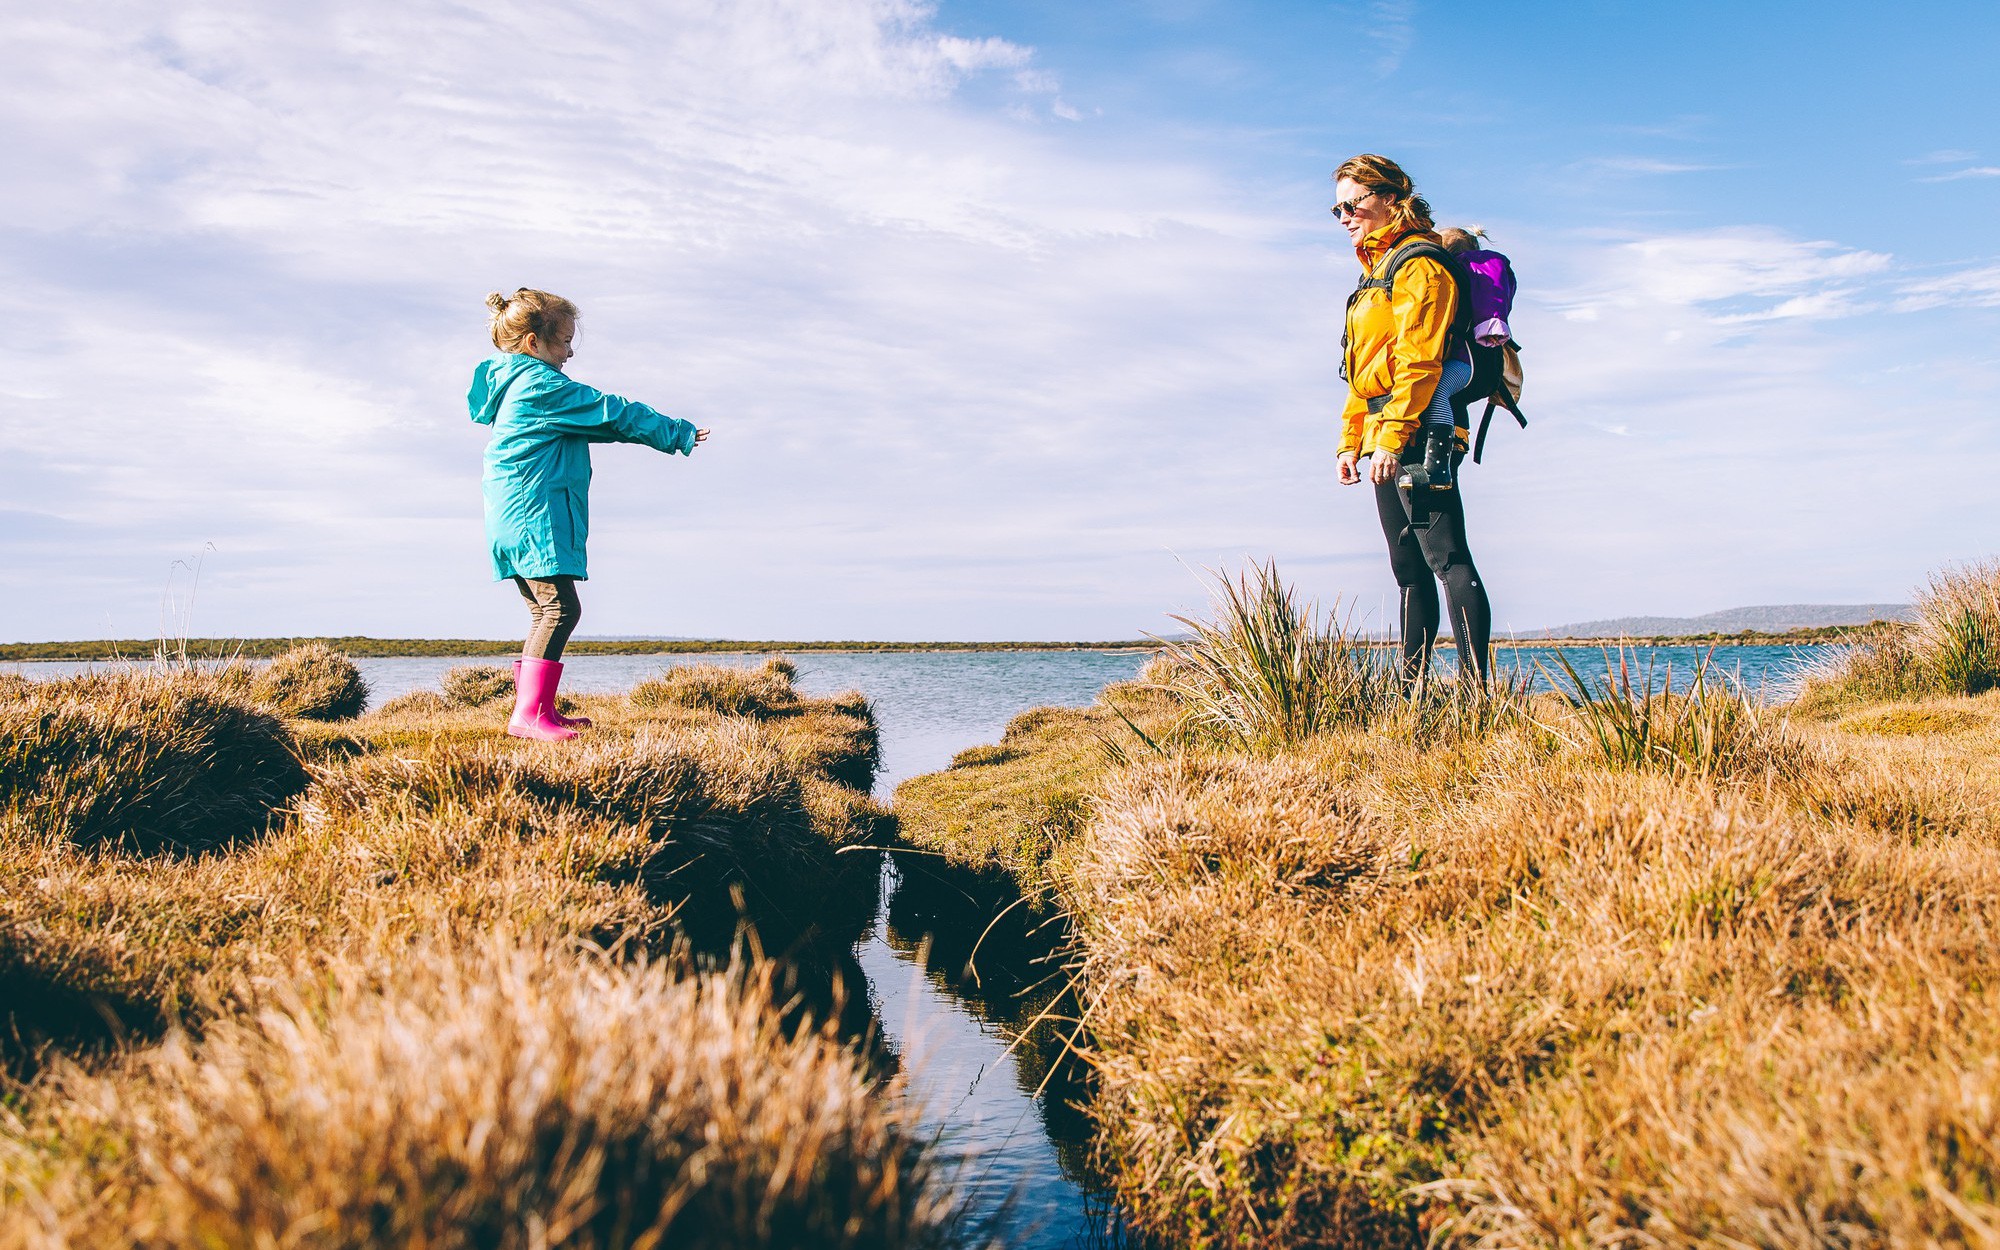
[[7, 644, 1830, 1246]]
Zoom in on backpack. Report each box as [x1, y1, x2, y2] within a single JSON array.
[[1342, 237, 1528, 462], [1452, 248, 1527, 463]]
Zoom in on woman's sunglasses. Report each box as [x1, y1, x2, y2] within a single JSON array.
[[1330, 190, 1381, 218]]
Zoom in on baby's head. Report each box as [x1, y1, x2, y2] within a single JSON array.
[[1438, 225, 1488, 255], [487, 289, 579, 369]]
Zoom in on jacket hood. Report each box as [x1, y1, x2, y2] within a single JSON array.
[[467, 353, 548, 426]]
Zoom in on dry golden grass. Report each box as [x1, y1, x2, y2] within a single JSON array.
[[896, 639, 2000, 1246], [2, 934, 946, 1250], [0, 669, 307, 853], [248, 641, 370, 720], [0, 657, 941, 1246], [631, 659, 802, 718], [441, 661, 515, 707]]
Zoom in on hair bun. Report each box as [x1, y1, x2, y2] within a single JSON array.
[[485, 291, 510, 313]]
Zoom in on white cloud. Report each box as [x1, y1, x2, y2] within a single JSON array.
[[1896, 264, 2000, 311], [1920, 166, 2000, 182], [1584, 157, 1730, 175], [1365, 0, 1415, 75], [1546, 228, 1889, 321]]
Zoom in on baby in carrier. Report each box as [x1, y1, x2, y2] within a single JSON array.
[[1438, 227, 1525, 466]]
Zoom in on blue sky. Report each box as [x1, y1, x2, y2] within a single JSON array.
[[2, 0, 1996, 641]]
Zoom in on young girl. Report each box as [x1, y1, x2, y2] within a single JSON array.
[[468, 289, 708, 741]]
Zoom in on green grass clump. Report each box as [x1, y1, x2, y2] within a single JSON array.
[[1802, 559, 2000, 708], [1155, 560, 1400, 752], [1538, 648, 1804, 783], [440, 663, 514, 708], [250, 642, 369, 720], [0, 669, 307, 853]]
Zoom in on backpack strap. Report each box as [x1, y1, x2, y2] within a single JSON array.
[[1471, 358, 1528, 464], [1376, 239, 1474, 359], [1342, 237, 1474, 382]]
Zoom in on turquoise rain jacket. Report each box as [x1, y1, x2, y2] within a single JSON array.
[[467, 353, 699, 581]]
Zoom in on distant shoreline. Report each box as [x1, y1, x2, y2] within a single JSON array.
[[0, 625, 1882, 662], [0, 637, 1159, 661]]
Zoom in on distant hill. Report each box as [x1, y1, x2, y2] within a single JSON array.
[[1525, 604, 1913, 640]]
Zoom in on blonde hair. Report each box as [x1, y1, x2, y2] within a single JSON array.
[[1438, 225, 1489, 254], [1333, 153, 1434, 236], [485, 289, 578, 353]]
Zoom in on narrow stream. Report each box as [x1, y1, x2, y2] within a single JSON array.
[[783, 651, 1150, 1248]]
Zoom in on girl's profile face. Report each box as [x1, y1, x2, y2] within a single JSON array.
[[524, 320, 576, 371]]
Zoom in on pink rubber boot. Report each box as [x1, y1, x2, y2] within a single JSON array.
[[507, 657, 578, 741], [514, 659, 591, 729]]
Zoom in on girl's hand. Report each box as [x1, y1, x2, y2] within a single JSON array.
[[694, 428, 710, 444], [1337, 452, 1361, 485], [1368, 452, 1401, 485]]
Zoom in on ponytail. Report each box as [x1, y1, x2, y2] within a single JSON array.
[[1333, 153, 1434, 235]]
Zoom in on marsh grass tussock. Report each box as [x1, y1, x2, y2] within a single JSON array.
[[1155, 560, 1400, 751], [631, 659, 801, 718], [7, 935, 950, 1250], [248, 641, 370, 719], [0, 660, 936, 1244], [1538, 646, 1806, 783], [0, 668, 307, 853], [441, 662, 515, 707], [1802, 557, 2000, 706]]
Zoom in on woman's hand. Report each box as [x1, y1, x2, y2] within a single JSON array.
[[694, 428, 710, 444], [1368, 451, 1401, 485], [1337, 452, 1361, 485]]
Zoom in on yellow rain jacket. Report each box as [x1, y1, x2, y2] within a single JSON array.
[[1339, 223, 1460, 460]]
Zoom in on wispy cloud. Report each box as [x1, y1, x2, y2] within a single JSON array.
[[1549, 228, 1889, 319], [1365, 0, 1415, 75], [1578, 157, 1733, 175], [1896, 264, 2000, 311], [1920, 166, 2000, 182]]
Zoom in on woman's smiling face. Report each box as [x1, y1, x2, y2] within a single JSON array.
[[1333, 176, 1393, 243]]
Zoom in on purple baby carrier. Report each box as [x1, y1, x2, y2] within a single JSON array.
[[1450, 248, 1527, 463], [1458, 249, 1516, 341]]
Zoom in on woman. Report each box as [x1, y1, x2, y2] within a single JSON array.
[[1332, 153, 1493, 685]]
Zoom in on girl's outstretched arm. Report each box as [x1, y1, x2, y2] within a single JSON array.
[[521, 372, 700, 454]]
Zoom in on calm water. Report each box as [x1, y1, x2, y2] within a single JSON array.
[[5, 643, 1829, 1245]]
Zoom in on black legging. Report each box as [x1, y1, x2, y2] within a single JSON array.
[[1373, 453, 1492, 683]]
